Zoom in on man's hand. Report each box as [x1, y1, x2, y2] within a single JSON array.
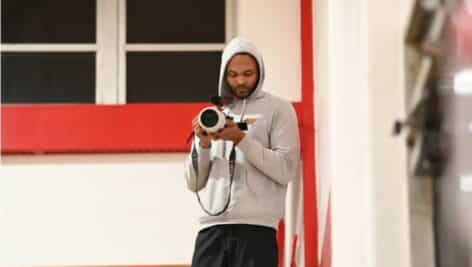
[[215, 119, 245, 144], [192, 116, 216, 148]]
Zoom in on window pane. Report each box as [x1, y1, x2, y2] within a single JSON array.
[[2, 53, 95, 103], [127, 52, 221, 102], [127, 0, 225, 43], [1, 0, 96, 43]]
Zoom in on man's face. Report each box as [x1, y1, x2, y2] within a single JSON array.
[[226, 54, 259, 99]]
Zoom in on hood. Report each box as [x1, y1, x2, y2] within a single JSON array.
[[218, 37, 265, 100]]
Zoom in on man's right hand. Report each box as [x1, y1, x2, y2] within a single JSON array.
[[192, 116, 214, 148]]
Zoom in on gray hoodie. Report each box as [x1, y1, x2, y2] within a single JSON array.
[[185, 37, 301, 230]]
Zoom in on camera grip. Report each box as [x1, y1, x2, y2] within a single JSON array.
[[237, 122, 248, 131]]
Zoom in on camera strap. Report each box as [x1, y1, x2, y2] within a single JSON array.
[[191, 141, 236, 216]]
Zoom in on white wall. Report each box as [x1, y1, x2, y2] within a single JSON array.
[[0, 154, 200, 266], [0, 0, 301, 266], [314, 0, 373, 265], [367, 0, 412, 265], [237, 0, 301, 102], [314, 0, 412, 267]]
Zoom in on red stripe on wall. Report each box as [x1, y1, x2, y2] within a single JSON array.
[[290, 234, 299, 267], [1, 103, 207, 153], [277, 219, 285, 267], [300, 0, 319, 266], [1, 103, 303, 154]]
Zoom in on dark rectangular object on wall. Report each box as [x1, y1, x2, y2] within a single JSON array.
[[127, 51, 220, 102], [1, 0, 96, 43], [1, 53, 95, 103], [127, 0, 225, 43]]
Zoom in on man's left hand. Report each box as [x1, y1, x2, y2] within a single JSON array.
[[215, 119, 245, 144]]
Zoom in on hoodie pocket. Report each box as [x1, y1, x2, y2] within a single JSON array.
[[244, 164, 285, 217]]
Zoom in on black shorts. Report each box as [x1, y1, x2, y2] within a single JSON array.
[[191, 224, 278, 267]]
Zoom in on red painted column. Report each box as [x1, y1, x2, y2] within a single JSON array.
[[300, 0, 319, 266]]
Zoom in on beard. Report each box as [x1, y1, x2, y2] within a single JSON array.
[[232, 85, 256, 98]]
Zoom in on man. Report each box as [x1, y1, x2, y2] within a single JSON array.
[[185, 37, 300, 267]]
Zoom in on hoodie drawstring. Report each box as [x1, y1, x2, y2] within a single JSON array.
[[222, 99, 247, 158]]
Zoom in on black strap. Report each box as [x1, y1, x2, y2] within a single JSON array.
[[192, 141, 236, 216]]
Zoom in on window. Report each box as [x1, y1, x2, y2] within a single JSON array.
[[127, 52, 221, 102], [1, 0, 96, 103], [124, 0, 227, 103], [127, 0, 225, 43], [2, 0, 96, 43], [1, 0, 232, 104], [2, 52, 95, 103]]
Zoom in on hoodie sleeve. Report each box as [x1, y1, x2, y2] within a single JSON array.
[[184, 137, 212, 192], [237, 102, 300, 186]]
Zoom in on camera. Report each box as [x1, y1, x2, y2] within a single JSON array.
[[198, 106, 248, 133], [198, 106, 227, 133]]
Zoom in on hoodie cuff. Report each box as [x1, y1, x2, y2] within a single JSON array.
[[195, 140, 211, 158]]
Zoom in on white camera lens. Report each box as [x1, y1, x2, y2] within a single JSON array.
[[198, 106, 226, 133]]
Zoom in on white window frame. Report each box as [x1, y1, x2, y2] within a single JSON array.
[[116, 0, 234, 104], [0, 0, 235, 105]]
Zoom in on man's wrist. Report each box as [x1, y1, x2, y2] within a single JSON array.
[[233, 132, 245, 145]]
